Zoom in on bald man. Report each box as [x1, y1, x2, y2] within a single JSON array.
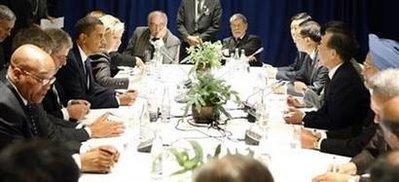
[[0, 44, 56, 149]]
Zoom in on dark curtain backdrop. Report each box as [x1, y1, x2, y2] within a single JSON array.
[[3, 0, 398, 66]]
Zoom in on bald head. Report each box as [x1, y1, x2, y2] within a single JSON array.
[[10, 44, 55, 73], [8, 44, 56, 104]]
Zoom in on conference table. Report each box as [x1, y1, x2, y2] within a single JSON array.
[[78, 64, 350, 182]]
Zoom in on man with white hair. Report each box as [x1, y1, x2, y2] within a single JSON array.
[[124, 11, 180, 64], [0, 5, 16, 75]]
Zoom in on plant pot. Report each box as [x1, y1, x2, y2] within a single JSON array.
[[192, 105, 220, 124]]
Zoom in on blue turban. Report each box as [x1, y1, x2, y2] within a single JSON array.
[[369, 34, 399, 70]]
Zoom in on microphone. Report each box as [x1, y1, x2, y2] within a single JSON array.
[[249, 47, 264, 58]]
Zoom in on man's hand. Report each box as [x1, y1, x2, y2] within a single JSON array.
[[134, 57, 145, 68], [80, 145, 120, 173], [294, 81, 308, 94], [186, 35, 201, 46], [312, 172, 352, 182], [117, 92, 137, 106], [67, 104, 89, 120], [89, 114, 125, 138], [287, 95, 305, 108], [332, 162, 357, 175], [301, 129, 319, 149], [283, 107, 304, 124]]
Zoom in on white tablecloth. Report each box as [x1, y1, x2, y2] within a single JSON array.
[[79, 65, 350, 182]]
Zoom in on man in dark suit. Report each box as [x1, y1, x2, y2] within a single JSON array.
[[1, 44, 122, 173], [284, 24, 370, 134], [176, 0, 222, 61], [0, 5, 15, 77], [222, 13, 263, 67], [276, 12, 311, 80], [125, 11, 180, 64], [289, 20, 329, 95], [56, 16, 136, 109], [300, 34, 399, 157]]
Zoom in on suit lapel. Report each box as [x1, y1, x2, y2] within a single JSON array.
[[72, 46, 89, 90]]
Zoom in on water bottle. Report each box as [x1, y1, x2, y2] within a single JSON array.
[[240, 49, 250, 73], [161, 85, 171, 123], [151, 131, 164, 179]]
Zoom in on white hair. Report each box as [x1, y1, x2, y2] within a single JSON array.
[[99, 15, 125, 34], [369, 69, 399, 98]]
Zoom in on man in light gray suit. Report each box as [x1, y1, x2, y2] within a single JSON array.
[[176, 0, 222, 61], [124, 11, 180, 64]]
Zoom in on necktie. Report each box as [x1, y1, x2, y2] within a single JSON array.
[[197, 0, 203, 21], [84, 59, 91, 89], [26, 103, 40, 136], [52, 84, 63, 108]]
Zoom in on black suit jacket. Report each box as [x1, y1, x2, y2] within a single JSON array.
[[303, 62, 370, 131], [222, 34, 263, 66], [0, 80, 38, 149], [0, 79, 87, 152], [276, 52, 307, 80], [177, 0, 222, 42], [320, 110, 377, 157], [351, 127, 391, 174], [56, 46, 119, 109], [42, 81, 65, 119], [293, 51, 329, 94]]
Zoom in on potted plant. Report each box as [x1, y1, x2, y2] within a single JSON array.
[[184, 74, 241, 124], [185, 41, 223, 74]]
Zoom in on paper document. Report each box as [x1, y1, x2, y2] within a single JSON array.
[[40, 17, 64, 29]]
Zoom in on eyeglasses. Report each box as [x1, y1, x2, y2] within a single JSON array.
[[17, 67, 56, 86]]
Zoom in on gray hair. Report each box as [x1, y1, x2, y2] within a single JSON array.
[[229, 13, 248, 25], [44, 28, 72, 53], [148, 11, 168, 24], [0, 5, 16, 22], [369, 69, 399, 98]]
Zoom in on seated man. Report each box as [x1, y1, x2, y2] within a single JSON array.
[[288, 20, 328, 95], [299, 34, 399, 157], [56, 16, 136, 109], [0, 45, 120, 173], [222, 13, 263, 67], [124, 11, 180, 64], [193, 154, 274, 182], [0, 5, 16, 76], [284, 22, 370, 133], [276, 12, 311, 80], [313, 95, 399, 182]]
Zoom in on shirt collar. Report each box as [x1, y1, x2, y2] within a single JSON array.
[[6, 75, 28, 106], [309, 49, 317, 61], [328, 63, 343, 79], [78, 45, 88, 63]]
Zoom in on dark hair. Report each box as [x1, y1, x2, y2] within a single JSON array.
[[321, 21, 359, 62], [0, 140, 80, 182], [369, 151, 399, 182], [193, 154, 274, 182], [12, 26, 54, 54], [299, 20, 321, 43], [0, 5, 16, 22], [290, 12, 311, 23], [75, 16, 103, 39]]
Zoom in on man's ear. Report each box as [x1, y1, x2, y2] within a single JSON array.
[[78, 33, 87, 44]]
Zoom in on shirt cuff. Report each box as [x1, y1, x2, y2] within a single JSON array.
[[84, 126, 92, 137], [61, 108, 70, 120], [72, 154, 81, 169], [116, 96, 120, 105]]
